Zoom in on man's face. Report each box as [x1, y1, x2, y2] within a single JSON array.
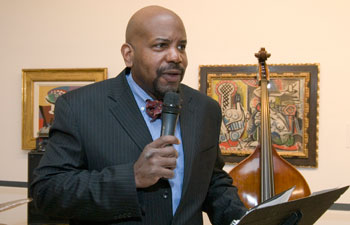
[[128, 14, 188, 99]]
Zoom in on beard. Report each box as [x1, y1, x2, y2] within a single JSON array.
[[152, 63, 185, 99]]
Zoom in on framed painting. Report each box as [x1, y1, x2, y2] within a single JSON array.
[[199, 64, 319, 167], [22, 68, 108, 150]]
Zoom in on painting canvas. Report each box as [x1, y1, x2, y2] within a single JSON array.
[[34, 82, 91, 138], [22, 68, 108, 150], [199, 64, 319, 167]]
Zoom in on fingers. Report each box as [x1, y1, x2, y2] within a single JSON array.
[[144, 145, 178, 159], [134, 157, 176, 188], [157, 167, 175, 179], [148, 135, 180, 148], [154, 155, 177, 170], [134, 136, 179, 188]]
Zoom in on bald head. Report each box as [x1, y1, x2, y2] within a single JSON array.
[[121, 6, 188, 99], [125, 6, 185, 44]]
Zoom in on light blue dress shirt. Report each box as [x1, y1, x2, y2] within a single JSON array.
[[126, 73, 184, 215]]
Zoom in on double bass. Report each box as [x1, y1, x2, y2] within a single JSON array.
[[229, 48, 311, 209]]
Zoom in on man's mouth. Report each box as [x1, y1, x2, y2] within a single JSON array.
[[161, 70, 182, 82]]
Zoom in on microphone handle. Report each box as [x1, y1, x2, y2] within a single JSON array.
[[161, 112, 179, 136]]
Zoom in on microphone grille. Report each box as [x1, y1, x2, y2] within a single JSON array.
[[164, 92, 180, 106], [163, 92, 181, 113]]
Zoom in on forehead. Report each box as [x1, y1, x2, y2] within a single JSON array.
[[139, 14, 187, 41]]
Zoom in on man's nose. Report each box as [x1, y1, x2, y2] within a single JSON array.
[[166, 47, 182, 63]]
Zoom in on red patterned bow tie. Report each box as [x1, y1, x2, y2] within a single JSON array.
[[146, 99, 163, 122]]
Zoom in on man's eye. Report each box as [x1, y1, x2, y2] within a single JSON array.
[[178, 44, 186, 51], [154, 43, 167, 48]]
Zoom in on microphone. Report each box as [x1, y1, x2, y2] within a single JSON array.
[[161, 92, 181, 136]]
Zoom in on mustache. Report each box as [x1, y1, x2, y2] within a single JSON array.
[[157, 63, 185, 77]]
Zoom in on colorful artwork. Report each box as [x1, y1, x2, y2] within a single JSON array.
[[212, 77, 306, 156], [37, 85, 82, 136], [22, 68, 107, 150], [199, 64, 319, 167]]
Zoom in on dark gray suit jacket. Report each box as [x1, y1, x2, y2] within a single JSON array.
[[30, 69, 246, 225]]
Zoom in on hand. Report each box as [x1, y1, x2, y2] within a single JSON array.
[[134, 135, 180, 188]]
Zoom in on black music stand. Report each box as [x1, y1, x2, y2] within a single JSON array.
[[233, 185, 349, 225]]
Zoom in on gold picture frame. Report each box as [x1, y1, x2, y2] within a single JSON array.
[[22, 68, 108, 150], [199, 64, 319, 167]]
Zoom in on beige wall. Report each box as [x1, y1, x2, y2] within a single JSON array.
[[1, 0, 349, 224]]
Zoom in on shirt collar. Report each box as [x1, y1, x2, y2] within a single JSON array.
[[126, 72, 154, 104]]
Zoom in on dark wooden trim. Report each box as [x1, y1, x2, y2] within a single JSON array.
[[0, 180, 28, 188]]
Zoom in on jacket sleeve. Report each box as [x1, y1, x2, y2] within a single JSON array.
[[29, 95, 142, 221], [202, 102, 248, 225]]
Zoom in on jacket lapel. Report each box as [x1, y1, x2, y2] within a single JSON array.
[[107, 70, 153, 151], [178, 86, 197, 202]]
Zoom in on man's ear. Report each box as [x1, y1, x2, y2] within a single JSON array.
[[121, 43, 134, 67]]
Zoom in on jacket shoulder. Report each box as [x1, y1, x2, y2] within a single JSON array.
[[58, 71, 126, 103]]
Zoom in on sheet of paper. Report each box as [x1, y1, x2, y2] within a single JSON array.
[[230, 186, 296, 225], [256, 186, 295, 209]]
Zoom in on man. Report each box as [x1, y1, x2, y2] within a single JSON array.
[[30, 5, 247, 225]]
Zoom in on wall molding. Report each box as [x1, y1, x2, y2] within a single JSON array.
[[0, 180, 27, 188]]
